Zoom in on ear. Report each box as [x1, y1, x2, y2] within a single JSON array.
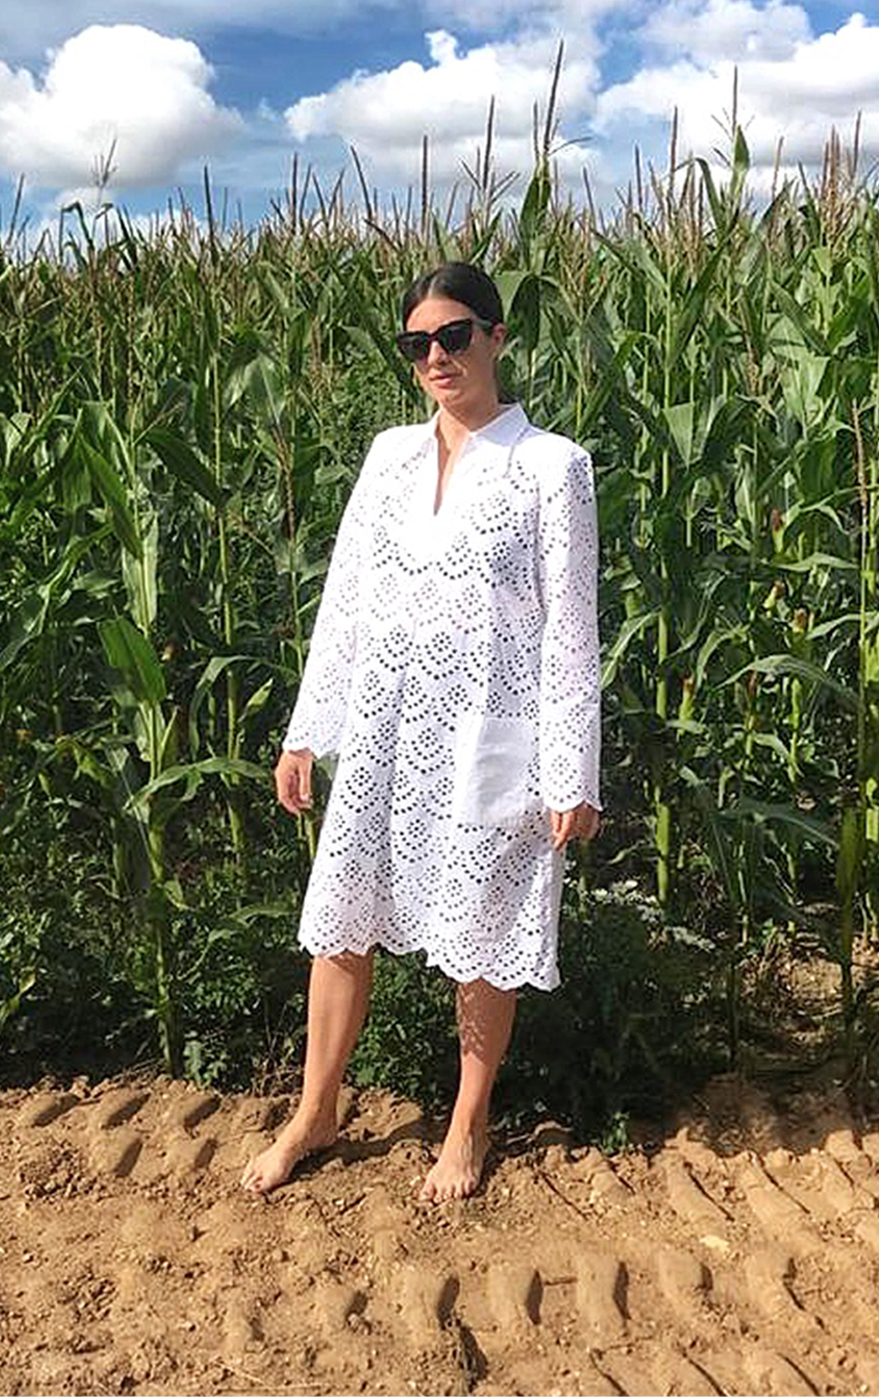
[[490, 322, 507, 354]]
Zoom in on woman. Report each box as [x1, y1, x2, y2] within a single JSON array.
[[241, 263, 601, 1202]]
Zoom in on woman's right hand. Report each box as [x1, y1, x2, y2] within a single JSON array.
[[274, 748, 314, 814]]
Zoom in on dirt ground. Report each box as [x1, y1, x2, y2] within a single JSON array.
[[3, 1073, 879, 1397]]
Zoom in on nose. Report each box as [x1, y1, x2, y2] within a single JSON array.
[[426, 336, 450, 366]]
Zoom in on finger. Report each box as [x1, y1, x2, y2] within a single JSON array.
[[550, 810, 574, 850], [275, 754, 313, 813], [295, 751, 313, 808], [290, 774, 312, 813], [277, 788, 306, 815], [275, 767, 300, 814]]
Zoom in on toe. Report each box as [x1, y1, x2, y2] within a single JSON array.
[[241, 1159, 266, 1192]]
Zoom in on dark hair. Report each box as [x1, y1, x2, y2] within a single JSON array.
[[401, 262, 504, 329]]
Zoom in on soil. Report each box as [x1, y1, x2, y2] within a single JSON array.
[[4, 1073, 879, 1396]]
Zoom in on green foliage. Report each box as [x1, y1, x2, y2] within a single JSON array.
[[0, 802, 142, 1075], [349, 954, 458, 1108], [0, 112, 877, 1099], [343, 874, 724, 1143], [0, 775, 309, 1087], [498, 874, 724, 1137]]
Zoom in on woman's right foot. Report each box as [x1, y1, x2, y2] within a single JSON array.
[[240, 1111, 337, 1194], [419, 1116, 488, 1203]]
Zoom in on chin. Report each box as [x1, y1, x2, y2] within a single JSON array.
[[433, 381, 468, 403]]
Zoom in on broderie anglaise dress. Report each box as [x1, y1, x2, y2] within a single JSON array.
[[282, 403, 601, 990]]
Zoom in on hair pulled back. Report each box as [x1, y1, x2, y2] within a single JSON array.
[[401, 262, 504, 329]]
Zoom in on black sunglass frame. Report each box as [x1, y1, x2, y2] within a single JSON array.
[[395, 317, 495, 362]]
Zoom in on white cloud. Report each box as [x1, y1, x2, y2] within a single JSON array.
[[2, 1, 874, 224], [284, 27, 600, 188], [640, 0, 811, 64], [0, 25, 241, 190], [595, 10, 879, 183], [420, 0, 630, 33]]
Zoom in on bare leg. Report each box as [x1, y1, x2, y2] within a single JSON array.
[[241, 949, 374, 1194], [420, 978, 516, 1203]]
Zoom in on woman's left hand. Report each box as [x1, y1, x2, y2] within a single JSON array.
[[549, 803, 600, 851]]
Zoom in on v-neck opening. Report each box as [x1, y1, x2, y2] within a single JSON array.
[[427, 431, 466, 519], [415, 402, 528, 529], [432, 446, 463, 518]]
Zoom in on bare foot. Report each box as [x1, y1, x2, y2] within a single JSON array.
[[419, 1119, 488, 1203], [241, 1111, 337, 1195]]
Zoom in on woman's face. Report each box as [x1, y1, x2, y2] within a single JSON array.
[[404, 294, 505, 414]]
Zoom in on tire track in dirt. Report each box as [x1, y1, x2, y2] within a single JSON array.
[[5, 1075, 879, 1394]]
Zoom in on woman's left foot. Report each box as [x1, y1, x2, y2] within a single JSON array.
[[419, 1120, 488, 1202]]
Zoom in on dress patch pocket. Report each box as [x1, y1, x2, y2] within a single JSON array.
[[452, 714, 540, 828]]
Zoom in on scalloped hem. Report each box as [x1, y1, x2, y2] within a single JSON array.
[[298, 931, 559, 993]]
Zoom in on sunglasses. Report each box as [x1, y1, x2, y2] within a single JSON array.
[[395, 317, 494, 363]]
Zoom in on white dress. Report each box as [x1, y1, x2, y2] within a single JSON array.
[[282, 403, 601, 990]]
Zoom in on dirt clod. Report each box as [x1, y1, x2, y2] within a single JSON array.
[[3, 1076, 879, 1394]]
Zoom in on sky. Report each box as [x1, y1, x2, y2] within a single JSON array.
[[1, 0, 878, 245]]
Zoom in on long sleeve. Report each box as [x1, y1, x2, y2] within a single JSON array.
[[282, 441, 377, 759], [537, 448, 602, 812]]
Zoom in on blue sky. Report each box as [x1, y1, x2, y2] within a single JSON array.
[[1, 0, 878, 245]]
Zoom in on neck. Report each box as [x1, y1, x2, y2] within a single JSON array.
[[436, 395, 504, 444]]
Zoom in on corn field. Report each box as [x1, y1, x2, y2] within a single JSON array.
[[1, 116, 877, 1096]]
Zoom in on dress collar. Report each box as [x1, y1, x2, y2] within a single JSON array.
[[415, 402, 529, 453], [466, 402, 529, 447]]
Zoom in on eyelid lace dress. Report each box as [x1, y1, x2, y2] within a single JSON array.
[[282, 402, 601, 991]]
